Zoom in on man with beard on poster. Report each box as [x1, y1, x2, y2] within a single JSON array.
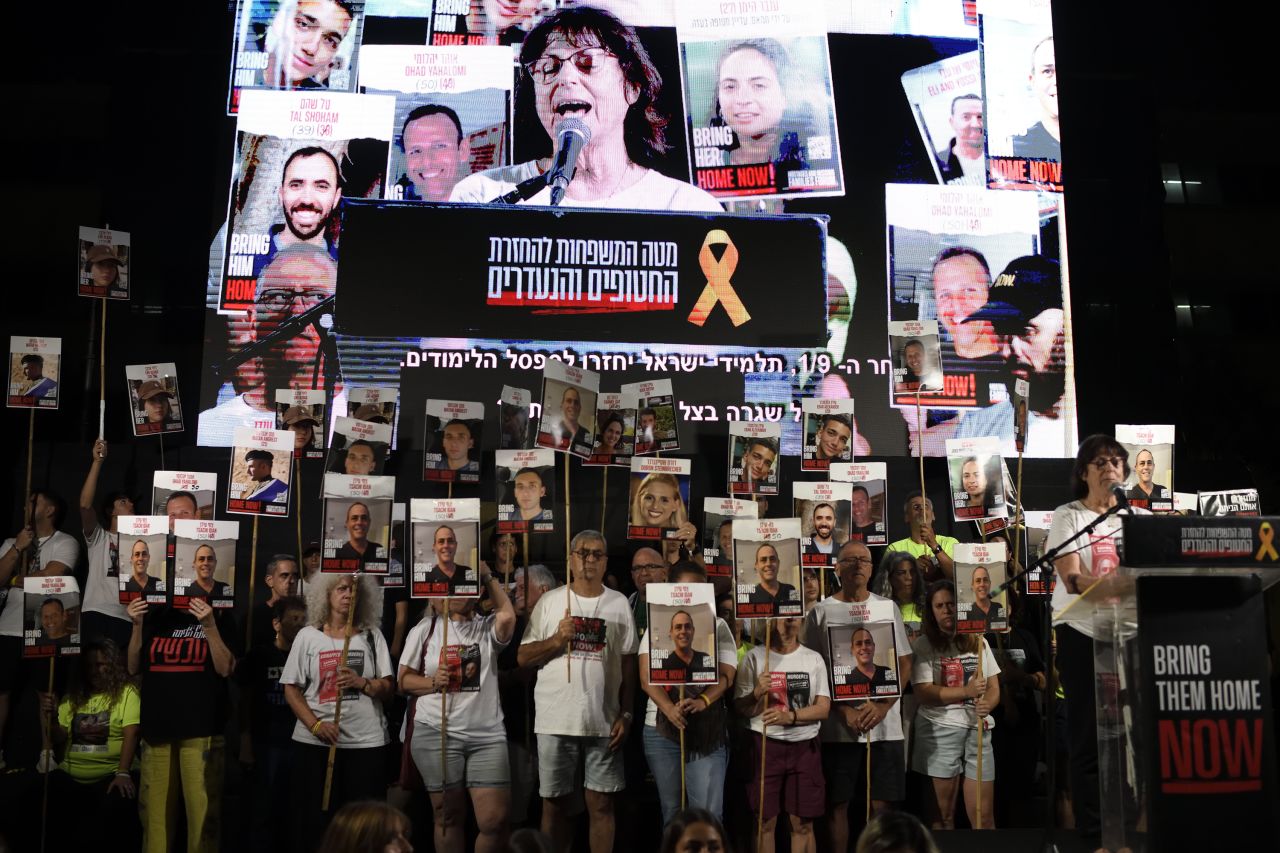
[[954, 256, 1067, 456], [199, 243, 338, 443], [803, 503, 843, 559], [255, 147, 343, 275], [935, 94, 985, 185]]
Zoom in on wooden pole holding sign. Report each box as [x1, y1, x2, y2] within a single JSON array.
[[915, 388, 926, 504], [601, 467, 607, 532], [321, 574, 360, 811], [98, 296, 107, 440], [679, 684, 687, 809], [565, 458, 572, 682], [975, 651, 986, 827], [39, 658, 56, 853], [295, 456, 302, 565], [865, 727, 873, 822], [245, 516, 260, 651], [441, 599, 449, 793], [756, 619, 771, 853]]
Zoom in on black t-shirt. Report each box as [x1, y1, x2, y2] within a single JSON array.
[[237, 641, 295, 747], [250, 601, 276, 651], [497, 615, 533, 741], [138, 607, 238, 740], [380, 582, 409, 652], [986, 625, 1045, 724]]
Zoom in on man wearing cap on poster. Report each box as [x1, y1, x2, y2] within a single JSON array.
[[417, 525, 472, 589], [188, 544, 231, 600], [395, 104, 471, 202], [1012, 37, 1060, 161], [745, 543, 796, 610], [510, 468, 553, 522], [137, 381, 176, 426], [804, 503, 844, 559], [125, 539, 161, 596], [352, 403, 389, 424], [282, 406, 320, 452], [430, 419, 479, 473], [341, 439, 378, 476], [935, 93, 985, 185], [243, 449, 289, 503], [953, 256, 1066, 456], [84, 244, 125, 291], [335, 502, 383, 569], [19, 354, 57, 399], [39, 599, 75, 648]]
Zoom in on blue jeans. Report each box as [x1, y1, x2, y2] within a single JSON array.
[[642, 724, 728, 825]]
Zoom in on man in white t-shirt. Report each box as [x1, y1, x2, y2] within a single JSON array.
[[78, 439, 135, 649], [518, 530, 637, 853], [803, 540, 913, 850], [0, 489, 80, 769], [733, 615, 831, 851]]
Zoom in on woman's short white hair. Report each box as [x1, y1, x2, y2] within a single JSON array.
[[305, 572, 383, 632]]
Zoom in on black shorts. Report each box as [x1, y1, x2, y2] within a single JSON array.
[[822, 739, 906, 804]]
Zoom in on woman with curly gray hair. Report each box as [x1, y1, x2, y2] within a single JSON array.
[[281, 573, 394, 851]]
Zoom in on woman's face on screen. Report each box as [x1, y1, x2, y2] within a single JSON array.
[[718, 47, 785, 139]]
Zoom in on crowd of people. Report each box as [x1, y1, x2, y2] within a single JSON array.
[[0, 433, 1146, 853]]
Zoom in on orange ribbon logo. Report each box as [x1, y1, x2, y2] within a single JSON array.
[[1256, 522, 1278, 561], [688, 230, 750, 327]]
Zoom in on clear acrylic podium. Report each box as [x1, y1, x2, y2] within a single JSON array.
[[1074, 515, 1279, 852]]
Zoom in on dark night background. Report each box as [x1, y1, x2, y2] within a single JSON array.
[[1, 3, 1274, 576]]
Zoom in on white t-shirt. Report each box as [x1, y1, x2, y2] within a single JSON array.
[[1047, 501, 1148, 639], [399, 613, 508, 743], [803, 591, 912, 743], [0, 531, 81, 637], [640, 618, 738, 729], [910, 634, 1000, 730], [83, 526, 128, 621], [733, 643, 830, 743], [450, 160, 725, 213], [280, 625, 393, 748], [521, 586, 638, 738]]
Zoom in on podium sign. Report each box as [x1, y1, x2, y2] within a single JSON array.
[[1122, 515, 1280, 570], [1135, 575, 1277, 849]]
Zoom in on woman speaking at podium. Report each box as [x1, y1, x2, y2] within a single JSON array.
[[450, 6, 722, 213], [1044, 434, 1147, 852]]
